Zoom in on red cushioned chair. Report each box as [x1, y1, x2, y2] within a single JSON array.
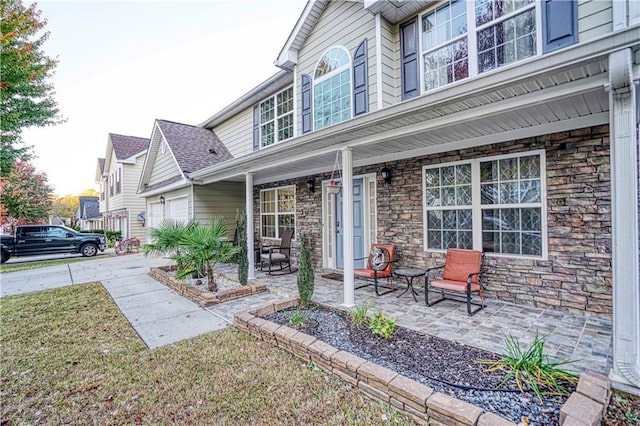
[[425, 248, 485, 316], [354, 244, 397, 296]]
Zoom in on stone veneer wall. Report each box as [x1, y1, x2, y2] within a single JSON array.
[[254, 125, 613, 316]]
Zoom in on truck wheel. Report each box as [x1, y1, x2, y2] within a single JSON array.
[[1, 250, 9, 264], [80, 243, 99, 257]]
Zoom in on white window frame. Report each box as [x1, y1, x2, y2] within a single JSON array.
[[258, 86, 294, 148], [423, 149, 547, 259], [313, 46, 353, 130], [419, 0, 542, 94], [260, 185, 296, 239]]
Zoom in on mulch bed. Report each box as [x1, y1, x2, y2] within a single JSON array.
[[266, 303, 574, 425]]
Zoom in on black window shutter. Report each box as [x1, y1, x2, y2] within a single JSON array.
[[353, 38, 368, 116], [400, 17, 419, 100], [301, 74, 312, 133], [542, 0, 578, 53], [253, 105, 260, 151]]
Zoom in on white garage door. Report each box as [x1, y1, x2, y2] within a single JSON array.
[[148, 202, 164, 229], [167, 197, 189, 224]]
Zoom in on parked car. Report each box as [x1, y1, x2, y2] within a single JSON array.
[[0, 225, 107, 263]]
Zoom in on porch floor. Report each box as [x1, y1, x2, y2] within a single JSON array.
[[217, 264, 613, 375]]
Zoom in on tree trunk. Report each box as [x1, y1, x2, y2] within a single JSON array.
[[206, 263, 217, 292]]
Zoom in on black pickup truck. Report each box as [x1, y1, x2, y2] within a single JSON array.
[[1, 225, 107, 263]]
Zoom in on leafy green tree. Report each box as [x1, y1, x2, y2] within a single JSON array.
[[49, 193, 78, 219], [1, 0, 63, 175], [0, 161, 53, 230], [144, 217, 240, 292]]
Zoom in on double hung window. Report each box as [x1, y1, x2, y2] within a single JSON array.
[[259, 87, 294, 148], [420, 0, 543, 93], [424, 151, 545, 258], [260, 186, 296, 239]]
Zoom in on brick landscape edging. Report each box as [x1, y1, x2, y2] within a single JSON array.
[[234, 299, 517, 425], [235, 300, 611, 426], [148, 265, 266, 307]]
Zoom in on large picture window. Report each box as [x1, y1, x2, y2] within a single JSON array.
[[259, 87, 294, 148], [260, 186, 296, 239], [423, 151, 545, 258], [420, 0, 539, 93], [313, 47, 351, 130]]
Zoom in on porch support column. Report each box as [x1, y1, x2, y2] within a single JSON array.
[[607, 48, 640, 390], [246, 172, 255, 280], [341, 147, 355, 308]]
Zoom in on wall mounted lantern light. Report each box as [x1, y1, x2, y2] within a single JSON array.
[[380, 167, 392, 184], [306, 178, 315, 193], [159, 195, 165, 205]]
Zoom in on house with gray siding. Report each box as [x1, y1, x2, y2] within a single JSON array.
[[172, 0, 638, 390], [137, 119, 245, 236]]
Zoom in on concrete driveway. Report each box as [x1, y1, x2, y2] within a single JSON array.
[[0, 253, 282, 348]]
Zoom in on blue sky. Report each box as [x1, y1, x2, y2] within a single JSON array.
[[23, 1, 304, 195]]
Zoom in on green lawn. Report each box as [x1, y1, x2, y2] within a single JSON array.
[[0, 284, 415, 425]]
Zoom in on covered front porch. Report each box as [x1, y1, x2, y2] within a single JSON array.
[[216, 263, 613, 376]]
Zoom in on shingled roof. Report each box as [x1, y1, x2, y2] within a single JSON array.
[[156, 120, 232, 174], [97, 158, 105, 174], [109, 133, 150, 160]]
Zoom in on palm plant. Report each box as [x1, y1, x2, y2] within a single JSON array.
[[144, 217, 240, 292]]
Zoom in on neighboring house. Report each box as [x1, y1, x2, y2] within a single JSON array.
[[97, 133, 150, 241], [185, 0, 639, 388], [75, 196, 102, 230], [137, 119, 245, 236]]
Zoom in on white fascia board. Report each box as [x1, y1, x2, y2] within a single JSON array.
[[137, 123, 162, 192], [155, 125, 185, 181], [275, 0, 318, 69], [138, 178, 191, 198], [120, 150, 148, 165]]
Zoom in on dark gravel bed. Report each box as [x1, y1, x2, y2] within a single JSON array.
[[266, 304, 573, 425]]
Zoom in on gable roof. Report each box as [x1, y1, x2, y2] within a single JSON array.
[[76, 196, 100, 220], [156, 120, 233, 174], [98, 158, 105, 174], [109, 133, 150, 160]]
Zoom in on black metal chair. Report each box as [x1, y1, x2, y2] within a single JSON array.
[[260, 229, 293, 275]]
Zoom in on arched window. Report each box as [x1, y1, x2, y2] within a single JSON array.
[[313, 47, 351, 130]]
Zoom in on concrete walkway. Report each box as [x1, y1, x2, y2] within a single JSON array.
[[0, 253, 282, 349]]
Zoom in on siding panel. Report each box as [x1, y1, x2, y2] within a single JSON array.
[[193, 182, 246, 235], [213, 108, 253, 158], [148, 140, 182, 186], [578, 0, 612, 41]]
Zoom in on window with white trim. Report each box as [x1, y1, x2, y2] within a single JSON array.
[[260, 186, 295, 239], [259, 86, 294, 148], [424, 151, 545, 257], [313, 47, 351, 130], [421, 0, 538, 92]]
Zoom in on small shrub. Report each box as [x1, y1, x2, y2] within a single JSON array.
[[235, 210, 248, 285], [296, 233, 314, 305], [286, 306, 312, 327], [369, 312, 396, 339], [349, 300, 373, 328], [478, 332, 579, 401]]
